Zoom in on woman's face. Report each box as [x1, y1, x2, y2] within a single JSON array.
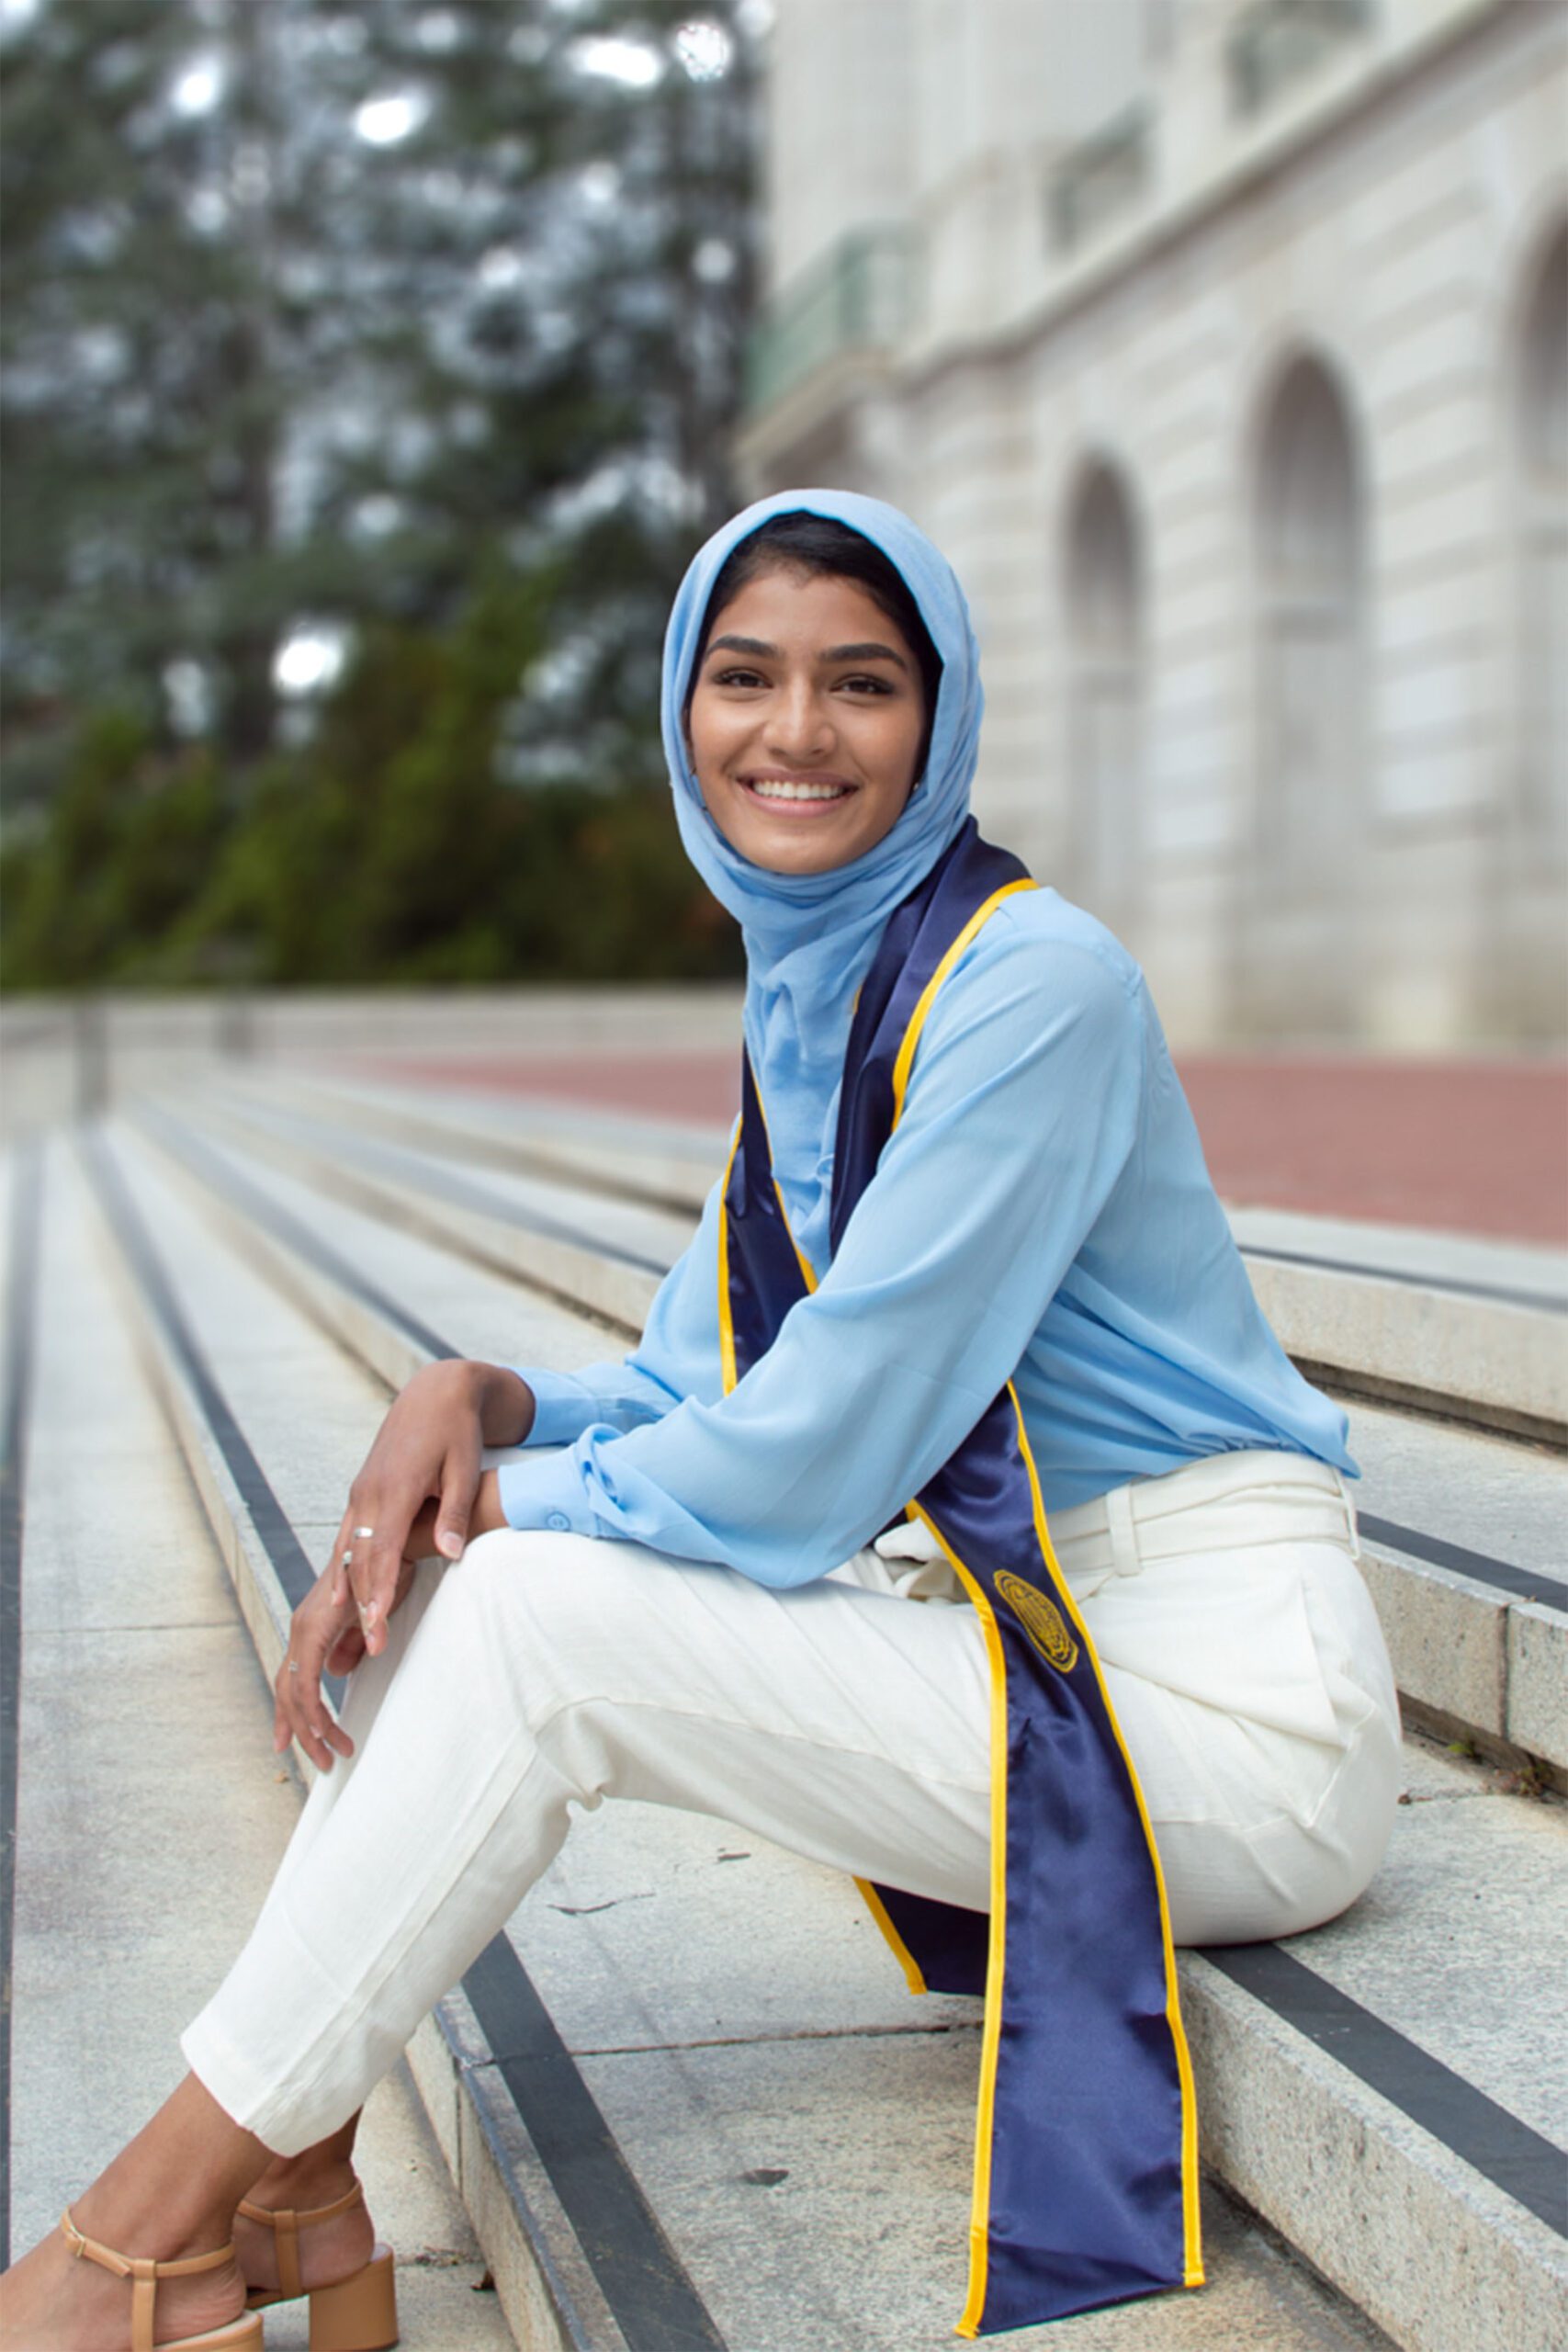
[[686, 566, 929, 876]]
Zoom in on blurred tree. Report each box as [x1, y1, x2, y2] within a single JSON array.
[[0, 710, 227, 985], [107, 557, 736, 989], [0, 0, 758, 988], [1, 0, 757, 782]]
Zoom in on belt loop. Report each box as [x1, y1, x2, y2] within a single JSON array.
[[1104, 1480, 1141, 1578], [1335, 1471, 1361, 1559]]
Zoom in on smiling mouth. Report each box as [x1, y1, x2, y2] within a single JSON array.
[[741, 775, 854, 807]]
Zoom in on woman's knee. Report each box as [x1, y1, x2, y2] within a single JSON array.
[[424, 1529, 653, 1727]]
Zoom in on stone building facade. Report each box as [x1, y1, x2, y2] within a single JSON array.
[[736, 0, 1567, 1049]]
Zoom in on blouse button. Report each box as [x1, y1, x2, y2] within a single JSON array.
[[547, 1511, 570, 1532]]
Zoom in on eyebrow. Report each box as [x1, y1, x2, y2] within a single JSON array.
[[705, 632, 910, 673]]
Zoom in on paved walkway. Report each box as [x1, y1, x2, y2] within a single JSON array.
[[360, 1051, 1568, 1245]]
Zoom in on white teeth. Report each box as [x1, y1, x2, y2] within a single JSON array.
[[749, 779, 850, 801]]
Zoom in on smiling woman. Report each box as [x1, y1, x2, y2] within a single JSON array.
[[1, 492, 1402, 2350], [687, 563, 929, 874], [685, 508, 944, 870]]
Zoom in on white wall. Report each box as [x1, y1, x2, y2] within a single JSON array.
[[746, 0, 1568, 1046], [762, 0, 918, 290]]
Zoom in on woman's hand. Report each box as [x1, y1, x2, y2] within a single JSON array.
[[275, 1473, 512, 1770], [273, 1562, 363, 1770], [330, 1359, 533, 1661]]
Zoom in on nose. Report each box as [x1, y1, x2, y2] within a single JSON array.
[[765, 675, 833, 763]]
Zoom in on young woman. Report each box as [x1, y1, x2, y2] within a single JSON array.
[[2, 492, 1400, 2348]]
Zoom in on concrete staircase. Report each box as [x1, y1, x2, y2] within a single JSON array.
[[5, 1066, 1564, 2352]]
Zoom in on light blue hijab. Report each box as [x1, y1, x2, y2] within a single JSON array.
[[660, 488, 985, 1268]]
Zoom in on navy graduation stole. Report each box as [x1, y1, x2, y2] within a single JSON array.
[[718, 818, 1202, 2335]]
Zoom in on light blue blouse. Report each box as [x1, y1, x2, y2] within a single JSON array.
[[497, 888, 1356, 1587]]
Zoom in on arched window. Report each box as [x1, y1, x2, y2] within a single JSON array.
[[1233, 349, 1366, 1039], [1255, 353, 1363, 893], [1515, 220, 1567, 847], [1064, 459, 1144, 925]]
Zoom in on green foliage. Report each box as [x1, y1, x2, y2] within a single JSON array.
[[0, 0, 757, 989], [1, 567, 741, 991], [2, 0, 757, 757], [1, 712, 227, 987], [0, 0, 761, 992]]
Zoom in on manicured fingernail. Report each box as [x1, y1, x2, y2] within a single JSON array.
[[438, 1530, 463, 1558]]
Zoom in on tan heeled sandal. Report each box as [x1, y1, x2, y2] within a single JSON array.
[[236, 2177, 399, 2352], [58, 2207, 263, 2350]]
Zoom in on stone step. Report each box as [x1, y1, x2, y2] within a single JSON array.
[[141, 1089, 1568, 1780], [49, 1117, 1393, 2352], [221, 1068, 1568, 1442], [230, 1069, 724, 1220], [0, 1139, 514, 2346], [30, 1124, 1372, 2352], [78, 1111, 1568, 2352], [198, 1083, 670, 1334], [1229, 1208, 1566, 1448]]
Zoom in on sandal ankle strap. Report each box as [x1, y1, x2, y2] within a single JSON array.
[[61, 2208, 237, 2352], [236, 2176, 365, 2231], [236, 2177, 365, 2300], [61, 2207, 237, 2278]]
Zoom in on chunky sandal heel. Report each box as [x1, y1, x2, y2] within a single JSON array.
[[238, 2177, 399, 2349], [58, 2207, 263, 2350], [309, 2245, 399, 2352]]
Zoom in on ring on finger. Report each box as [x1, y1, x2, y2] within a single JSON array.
[[352, 1525, 376, 1540], [288, 1658, 300, 1677]]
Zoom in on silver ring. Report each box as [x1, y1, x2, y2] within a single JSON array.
[[352, 1525, 376, 1541], [341, 1548, 354, 1567], [288, 1659, 300, 1676]]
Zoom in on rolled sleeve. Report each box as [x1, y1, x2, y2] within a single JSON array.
[[497, 1444, 603, 1534]]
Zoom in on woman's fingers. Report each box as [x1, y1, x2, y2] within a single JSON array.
[[435, 1436, 482, 1560], [277, 1624, 350, 1766], [342, 1466, 473, 1652], [348, 1529, 408, 1656], [325, 1622, 369, 1677], [331, 1361, 499, 1634], [327, 1507, 356, 1609], [338, 1499, 399, 1649], [275, 1574, 356, 1769]]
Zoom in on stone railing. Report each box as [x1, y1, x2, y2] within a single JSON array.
[[743, 223, 916, 414], [1226, 0, 1372, 119], [1047, 104, 1153, 257]]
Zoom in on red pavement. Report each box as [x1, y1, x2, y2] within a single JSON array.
[[366, 1051, 1568, 1246]]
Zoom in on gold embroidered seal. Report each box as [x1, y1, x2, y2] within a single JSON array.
[[994, 1570, 1079, 1673]]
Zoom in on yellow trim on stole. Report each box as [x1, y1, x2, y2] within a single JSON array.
[[888, 880, 1037, 1127], [779, 1198, 818, 1295], [719, 876, 1202, 2321], [716, 1117, 742, 1396], [883, 878, 1202, 2318], [717, 1092, 819, 1410], [1007, 1391, 1205, 2290], [901, 1497, 1010, 2338], [852, 1879, 929, 1996]]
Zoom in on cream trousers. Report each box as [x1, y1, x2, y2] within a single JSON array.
[[183, 1448, 1401, 2155]]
